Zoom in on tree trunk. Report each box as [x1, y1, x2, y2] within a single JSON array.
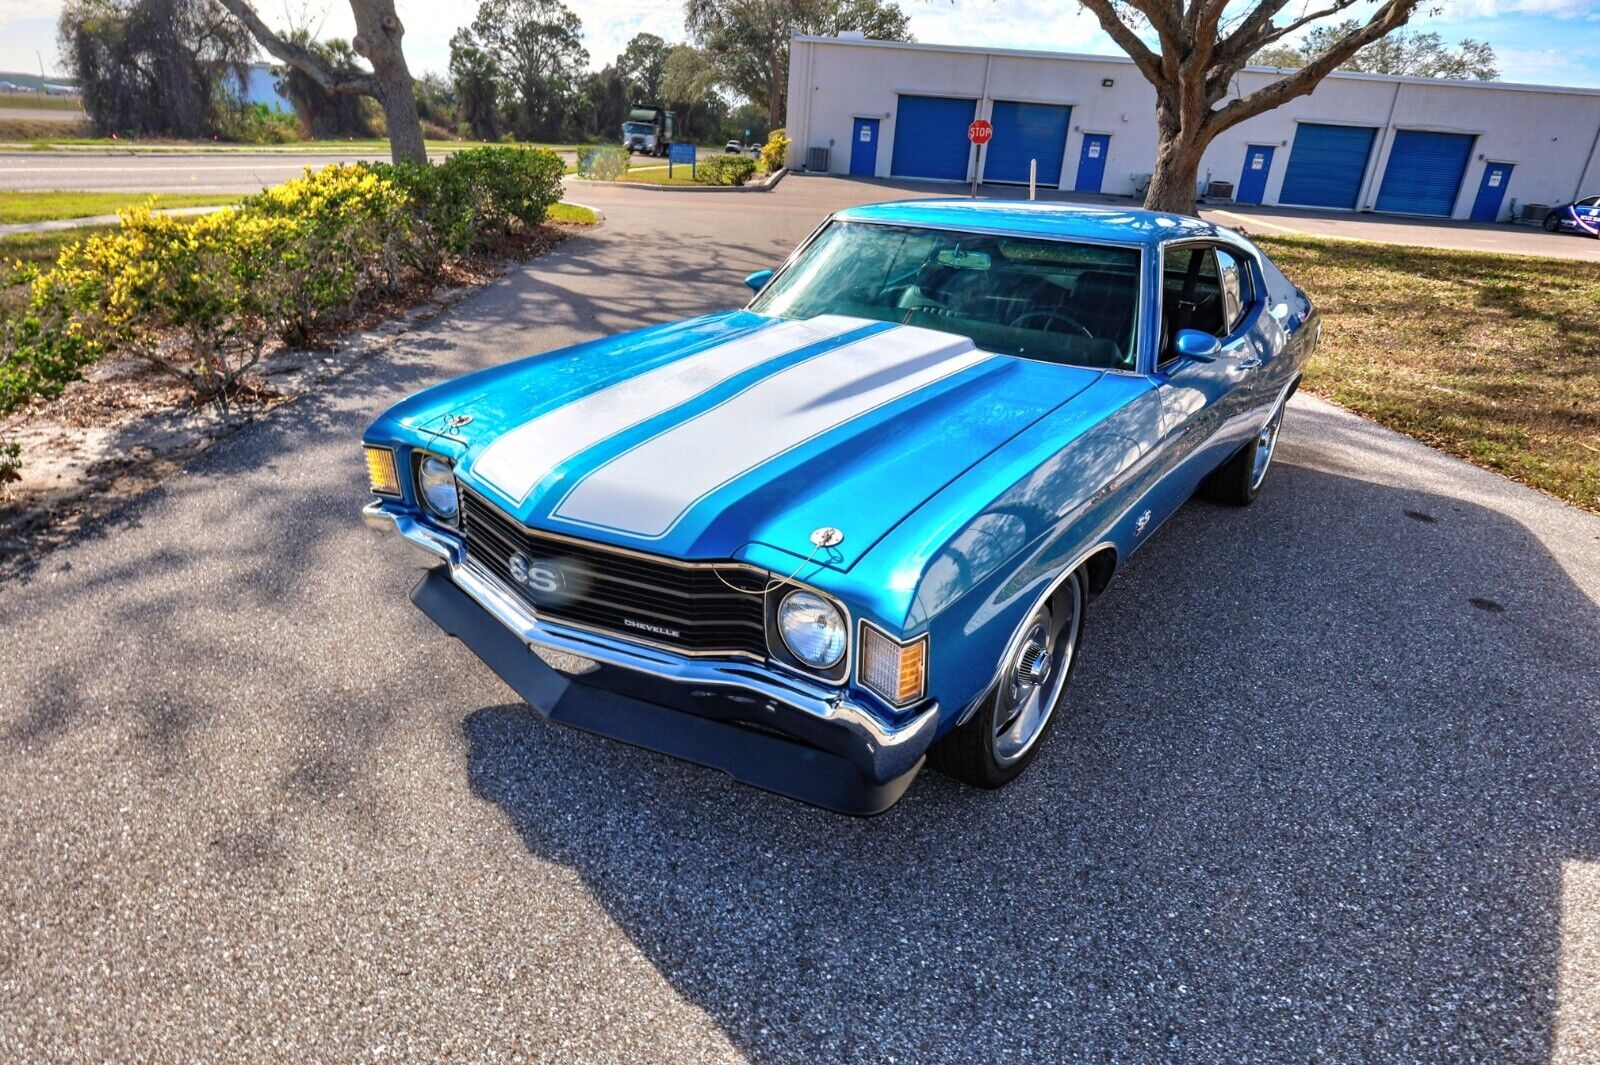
[[350, 0, 425, 164], [1144, 131, 1209, 216], [766, 51, 785, 130]]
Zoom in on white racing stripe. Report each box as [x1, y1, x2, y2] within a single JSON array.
[[473, 315, 866, 503], [552, 324, 994, 539]]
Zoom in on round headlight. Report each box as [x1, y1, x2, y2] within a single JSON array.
[[777, 589, 846, 669], [418, 455, 458, 522]]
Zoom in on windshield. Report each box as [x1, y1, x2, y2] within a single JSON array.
[[750, 221, 1141, 370], [623, 122, 653, 135]]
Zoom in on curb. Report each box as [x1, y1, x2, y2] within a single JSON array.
[[569, 168, 786, 193], [558, 199, 604, 222]]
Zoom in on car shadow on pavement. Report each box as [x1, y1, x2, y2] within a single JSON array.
[[462, 457, 1600, 1063]]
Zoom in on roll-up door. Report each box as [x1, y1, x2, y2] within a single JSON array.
[[1374, 130, 1476, 216], [984, 101, 1071, 186], [1278, 123, 1377, 209], [890, 95, 977, 182]]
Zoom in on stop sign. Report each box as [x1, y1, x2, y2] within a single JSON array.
[[968, 119, 993, 145]]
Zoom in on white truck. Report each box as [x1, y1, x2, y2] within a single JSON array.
[[622, 106, 676, 157]]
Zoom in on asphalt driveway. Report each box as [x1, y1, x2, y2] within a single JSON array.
[[2, 177, 1598, 1063]]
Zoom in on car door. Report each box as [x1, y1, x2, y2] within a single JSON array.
[[1574, 196, 1600, 235], [1141, 244, 1265, 524]]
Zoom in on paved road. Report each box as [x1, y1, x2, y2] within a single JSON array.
[[2, 177, 1598, 1063], [1206, 202, 1600, 262], [0, 106, 84, 123], [0, 150, 459, 193], [0, 147, 714, 195]]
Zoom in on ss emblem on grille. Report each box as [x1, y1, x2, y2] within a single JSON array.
[[508, 552, 565, 594]]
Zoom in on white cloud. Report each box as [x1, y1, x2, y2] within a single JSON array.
[[1435, 0, 1598, 21]]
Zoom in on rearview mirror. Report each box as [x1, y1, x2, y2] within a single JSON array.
[[744, 269, 774, 293], [1172, 329, 1222, 362]]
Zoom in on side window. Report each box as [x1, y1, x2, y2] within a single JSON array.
[[1215, 248, 1251, 334], [1161, 247, 1224, 359]]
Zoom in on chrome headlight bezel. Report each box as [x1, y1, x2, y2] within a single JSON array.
[[774, 587, 848, 671], [415, 453, 459, 526]]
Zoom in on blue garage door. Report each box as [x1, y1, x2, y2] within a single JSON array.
[[891, 95, 977, 182], [1374, 130, 1476, 216], [984, 101, 1071, 186], [1279, 123, 1377, 209]]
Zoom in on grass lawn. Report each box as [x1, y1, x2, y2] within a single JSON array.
[[0, 91, 84, 112], [1257, 235, 1600, 513], [0, 191, 240, 225], [546, 202, 599, 224]]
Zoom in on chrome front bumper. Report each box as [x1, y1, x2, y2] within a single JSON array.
[[364, 502, 940, 813]]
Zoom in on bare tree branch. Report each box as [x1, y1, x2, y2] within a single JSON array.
[[1209, 0, 1421, 135], [1077, 0, 1165, 85], [1085, 0, 1427, 213], [212, 0, 377, 96]]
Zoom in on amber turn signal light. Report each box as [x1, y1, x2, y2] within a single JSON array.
[[364, 446, 401, 497], [859, 623, 928, 706]]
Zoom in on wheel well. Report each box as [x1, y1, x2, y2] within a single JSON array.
[[1082, 546, 1118, 600]]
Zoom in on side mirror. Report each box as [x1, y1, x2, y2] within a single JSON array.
[[1172, 328, 1222, 362], [744, 269, 774, 293]]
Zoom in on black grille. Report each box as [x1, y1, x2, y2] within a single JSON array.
[[459, 489, 772, 659]]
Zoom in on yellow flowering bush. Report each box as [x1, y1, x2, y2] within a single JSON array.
[[759, 129, 790, 175], [3, 148, 567, 470]]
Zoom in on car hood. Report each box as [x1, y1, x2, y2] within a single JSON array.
[[405, 312, 1102, 569]]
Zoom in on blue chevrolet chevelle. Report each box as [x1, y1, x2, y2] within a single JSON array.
[[362, 200, 1318, 814]]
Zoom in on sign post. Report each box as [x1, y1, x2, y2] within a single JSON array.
[[967, 118, 993, 198]]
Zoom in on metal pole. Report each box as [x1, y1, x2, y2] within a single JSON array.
[[971, 144, 982, 198], [1029, 158, 1037, 201]]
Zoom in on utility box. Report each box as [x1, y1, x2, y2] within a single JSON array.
[[806, 146, 831, 172]]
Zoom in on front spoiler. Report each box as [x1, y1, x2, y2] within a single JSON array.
[[409, 563, 933, 816]]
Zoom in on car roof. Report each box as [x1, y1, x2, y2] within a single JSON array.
[[831, 199, 1225, 248]]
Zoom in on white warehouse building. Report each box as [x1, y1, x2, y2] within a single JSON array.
[[785, 34, 1600, 222]]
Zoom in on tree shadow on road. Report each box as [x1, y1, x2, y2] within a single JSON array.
[[462, 456, 1600, 1063]]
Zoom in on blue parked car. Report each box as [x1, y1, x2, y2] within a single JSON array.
[[362, 200, 1318, 814], [1544, 197, 1600, 236]]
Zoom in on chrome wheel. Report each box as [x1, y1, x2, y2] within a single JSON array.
[[993, 573, 1083, 767], [1249, 404, 1285, 492]]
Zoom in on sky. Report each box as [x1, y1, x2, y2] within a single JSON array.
[[4, 0, 1599, 90]]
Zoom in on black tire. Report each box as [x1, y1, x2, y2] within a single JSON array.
[[1544, 213, 1562, 233], [928, 570, 1086, 789], [1202, 398, 1286, 506]]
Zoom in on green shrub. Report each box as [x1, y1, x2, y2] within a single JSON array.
[[759, 129, 790, 174], [1, 260, 100, 478], [578, 146, 630, 181], [699, 155, 758, 186], [214, 103, 300, 145], [242, 164, 412, 340], [2, 147, 567, 474], [370, 146, 565, 260]]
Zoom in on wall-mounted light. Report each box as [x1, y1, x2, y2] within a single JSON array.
[[1102, 78, 1115, 88]]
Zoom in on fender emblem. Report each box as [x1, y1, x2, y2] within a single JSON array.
[[1134, 510, 1151, 536]]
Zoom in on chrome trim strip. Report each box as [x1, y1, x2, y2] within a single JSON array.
[[360, 513, 940, 779], [372, 495, 856, 682], [458, 486, 854, 680]]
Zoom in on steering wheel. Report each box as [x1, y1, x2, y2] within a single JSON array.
[[1010, 309, 1093, 337]]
